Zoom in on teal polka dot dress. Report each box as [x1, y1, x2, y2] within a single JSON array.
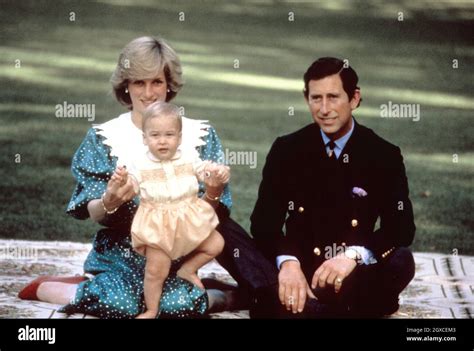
[[60, 118, 232, 319]]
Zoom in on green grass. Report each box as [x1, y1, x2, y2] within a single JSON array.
[[1, 0, 473, 254]]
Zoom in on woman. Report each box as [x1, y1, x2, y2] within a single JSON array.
[[18, 36, 239, 318]]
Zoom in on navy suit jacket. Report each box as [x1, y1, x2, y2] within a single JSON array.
[[250, 120, 415, 280]]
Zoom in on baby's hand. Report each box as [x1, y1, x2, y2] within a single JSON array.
[[111, 165, 128, 187]]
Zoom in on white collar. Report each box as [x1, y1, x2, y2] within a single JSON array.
[[93, 112, 209, 167]]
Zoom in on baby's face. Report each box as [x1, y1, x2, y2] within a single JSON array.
[[143, 115, 181, 161]]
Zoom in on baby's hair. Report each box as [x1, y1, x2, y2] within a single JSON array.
[[142, 102, 182, 132]]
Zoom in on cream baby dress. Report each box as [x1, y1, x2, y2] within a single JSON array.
[[129, 150, 219, 260]]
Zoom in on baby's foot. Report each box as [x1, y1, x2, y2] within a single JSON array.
[[136, 309, 158, 319], [177, 268, 205, 290]]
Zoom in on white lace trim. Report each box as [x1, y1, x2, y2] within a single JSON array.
[[92, 112, 210, 168]]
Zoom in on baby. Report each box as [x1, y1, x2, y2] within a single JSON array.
[[111, 102, 228, 318]]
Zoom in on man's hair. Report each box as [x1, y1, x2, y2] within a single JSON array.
[[303, 57, 361, 105]]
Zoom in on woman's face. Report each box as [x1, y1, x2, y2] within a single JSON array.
[[128, 70, 168, 117]]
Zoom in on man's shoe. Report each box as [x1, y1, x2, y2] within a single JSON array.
[[347, 298, 400, 318], [18, 275, 88, 301], [299, 298, 343, 318]]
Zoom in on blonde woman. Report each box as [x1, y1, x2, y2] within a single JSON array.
[[18, 36, 274, 318]]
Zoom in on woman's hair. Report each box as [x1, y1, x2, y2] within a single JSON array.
[[142, 102, 182, 132], [111, 36, 184, 109]]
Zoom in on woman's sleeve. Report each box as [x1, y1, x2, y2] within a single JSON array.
[[198, 126, 232, 210], [66, 128, 114, 219]]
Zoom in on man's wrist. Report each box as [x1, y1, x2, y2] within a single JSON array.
[[343, 248, 360, 261], [345, 246, 376, 265], [277, 255, 299, 270], [281, 259, 300, 269]]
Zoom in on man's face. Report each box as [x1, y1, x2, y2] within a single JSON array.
[[305, 74, 360, 140]]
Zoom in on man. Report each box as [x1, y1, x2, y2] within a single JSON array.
[[250, 57, 416, 318]]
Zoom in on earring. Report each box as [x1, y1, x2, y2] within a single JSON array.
[[167, 89, 170, 93], [125, 88, 129, 93]]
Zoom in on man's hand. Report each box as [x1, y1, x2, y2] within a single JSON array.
[[279, 260, 316, 314], [311, 255, 357, 294]]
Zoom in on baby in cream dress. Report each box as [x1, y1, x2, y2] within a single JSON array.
[[111, 102, 229, 318]]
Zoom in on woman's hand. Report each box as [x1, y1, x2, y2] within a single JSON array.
[[87, 166, 138, 222], [201, 163, 230, 209], [103, 166, 137, 210], [203, 163, 230, 188]]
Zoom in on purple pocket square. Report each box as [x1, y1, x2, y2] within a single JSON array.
[[352, 187, 368, 197]]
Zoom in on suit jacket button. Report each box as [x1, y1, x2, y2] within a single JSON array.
[[351, 219, 358, 227], [313, 247, 321, 256], [298, 207, 304, 213]]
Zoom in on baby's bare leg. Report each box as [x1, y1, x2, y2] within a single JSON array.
[[177, 230, 225, 290], [136, 247, 171, 319]]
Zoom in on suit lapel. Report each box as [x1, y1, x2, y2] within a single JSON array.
[[301, 120, 370, 197], [340, 119, 371, 186], [302, 123, 327, 175], [339, 119, 363, 160]]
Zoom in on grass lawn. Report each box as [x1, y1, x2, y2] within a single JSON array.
[[1, 0, 473, 254]]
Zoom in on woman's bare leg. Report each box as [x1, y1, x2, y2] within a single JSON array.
[[177, 230, 224, 290], [136, 247, 171, 319], [36, 282, 78, 305]]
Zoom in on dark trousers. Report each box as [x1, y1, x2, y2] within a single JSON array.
[[216, 214, 415, 318], [215, 215, 279, 291]]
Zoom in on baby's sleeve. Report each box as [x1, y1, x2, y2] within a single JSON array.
[[127, 160, 141, 195]]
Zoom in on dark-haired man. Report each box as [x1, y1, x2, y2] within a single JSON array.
[[250, 57, 416, 318]]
